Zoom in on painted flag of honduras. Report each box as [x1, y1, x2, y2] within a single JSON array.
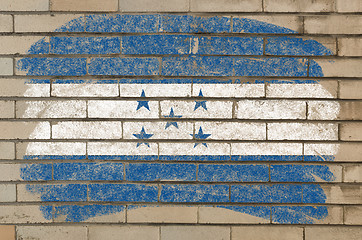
[[16, 15, 341, 224]]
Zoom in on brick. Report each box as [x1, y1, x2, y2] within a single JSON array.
[[271, 164, 342, 182], [122, 35, 190, 55], [89, 57, 159, 76], [89, 184, 158, 202], [265, 37, 335, 56], [17, 142, 86, 159], [162, 56, 233, 76], [0, 142, 15, 159], [305, 16, 362, 34], [341, 123, 362, 141], [199, 164, 268, 182], [232, 16, 302, 34], [231, 143, 303, 160], [194, 122, 266, 140], [161, 226, 230, 240], [160, 184, 229, 202], [160, 15, 231, 33], [89, 226, 159, 240], [54, 163, 124, 180], [344, 165, 362, 183], [190, 0, 262, 12], [307, 101, 340, 120], [235, 57, 308, 77], [232, 226, 303, 240], [194, 36, 263, 55], [17, 226, 87, 240], [88, 142, 158, 159], [15, 15, 84, 33], [345, 206, 362, 224], [18, 184, 87, 202], [126, 163, 196, 181], [2, 164, 52, 181], [54, 205, 126, 223], [0, 36, 49, 54], [272, 206, 343, 224], [123, 122, 193, 140], [0, 0, 48, 11], [338, 38, 362, 56], [51, 0, 118, 11], [0, 122, 50, 139], [51, 37, 120, 54], [340, 81, 362, 99], [336, 0, 362, 12], [159, 143, 230, 161], [88, 100, 159, 118], [266, 80, 338, 98], [338, 102, 362, 120], [305, 227, 362, 240], [0, 101, 14, 118], [0, 225, 15, 240], [237, 100, 306, 119], [127, 206, 197, 223], [161, 101, 232, 119], [0, 58, 13, 76], [0, 15, 13, 32], [193, 81, 264, 98], [310, 59, 362, 77], [0, 205, 51, 223], [231, 184, 302, 203], [0, 79, 50, 97], [264, 0, 334, 12], [0, 185, 16, 202], [52, 81, 119, 97], [268, 123, 338, 140], [16, 100, 86, 118], [316, 185, 362, 204], [16, 58, 87, 76], [199, 206, 270, 224], [305, 143, 362, 162], [86, 14, 159, 33], [52, 121, 122, 139], [120, 0, 189, 12]]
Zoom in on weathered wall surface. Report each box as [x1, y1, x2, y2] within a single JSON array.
[[0, 0, 361, 239]]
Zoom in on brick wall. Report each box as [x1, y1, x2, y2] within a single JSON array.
[[0, 0, 361, 239]]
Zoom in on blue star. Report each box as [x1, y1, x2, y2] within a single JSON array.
[[190, 126, 211, 148], [194, 89, 207, 111], [163, 108, 182, 129], [133, 127, 154, 147], [136, 90, 150, 111]]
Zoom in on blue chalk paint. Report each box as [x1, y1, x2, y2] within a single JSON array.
[[271, 165, 336, 182], [51, 37, 121, 54], [272, 206, 328, 224], [302, 184, 327, 203], [27, 38, 50, 54], [126, 163, 196, 181], [122, 35, 190, 55], [233, 17, 297, 34], [160, 184, 229, 203], [20, 164, 52, 181], [26, 184, 87, 202], [231, 184, 303, 203], [17, 58, 87, 76], [88, 57, 159, 76], [88, 184, 158, 202], [198, 164, 269, 182], [196, 37, 263, 55], [54, 163, 124, 181], [266, 37, 333, 56], [55, 17, 85, 32]]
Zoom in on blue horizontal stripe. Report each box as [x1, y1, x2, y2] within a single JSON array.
[[272, 206, 328, 224], [159, 155, 230, 161], [88, 155, 158, 160], [26, 184, 87, 202], [233, 18, 297, 34], [20, 164, 52, 181], [51, 37, 121, 54], [231, 155, 304, 161], [271, 165, 336, 182]]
